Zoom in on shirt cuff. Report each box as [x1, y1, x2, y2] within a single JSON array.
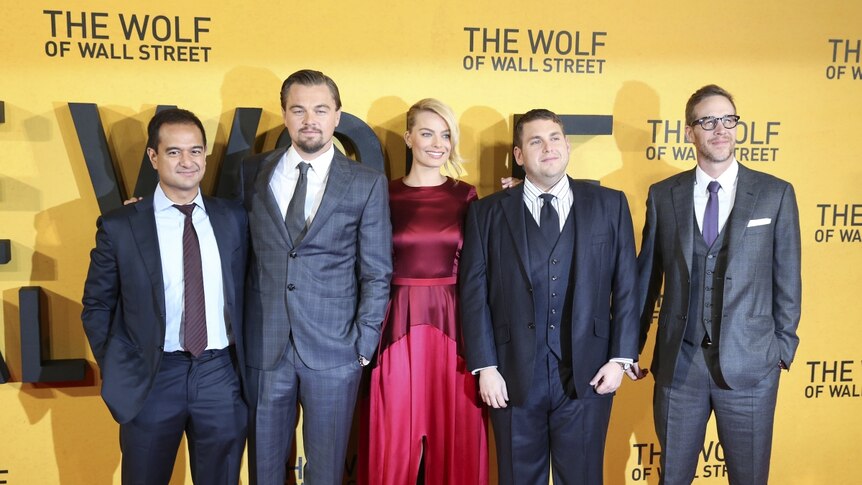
[[471, 365, 498, 375]]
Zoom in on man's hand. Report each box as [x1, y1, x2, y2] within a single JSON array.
[[627, 362, 649, 381], [589, 361, 626, 394], [500, 177, 522, 189], [479, 368, 509, 408]]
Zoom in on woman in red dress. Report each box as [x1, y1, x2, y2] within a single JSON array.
[[362, 98, 488, 485]]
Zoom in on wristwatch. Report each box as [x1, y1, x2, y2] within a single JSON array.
[[617, 361, 632, 372]]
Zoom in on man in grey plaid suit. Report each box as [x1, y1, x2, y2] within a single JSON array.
[[239, 69, 392, 485]]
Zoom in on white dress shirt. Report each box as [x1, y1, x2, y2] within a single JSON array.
[[522, 175, 573, 232], [269, 144, 335, 224], [153, 185, 229, 352], [694, 159, 739, 236]]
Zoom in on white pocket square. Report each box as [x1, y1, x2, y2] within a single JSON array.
[[747, 218, 771, 227]]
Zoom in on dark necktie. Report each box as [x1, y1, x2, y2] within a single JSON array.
[[285, 162, 311, 245], [539, 193, 560, 243], [174, 204, 207, 357], [702, 181, 721, 246]]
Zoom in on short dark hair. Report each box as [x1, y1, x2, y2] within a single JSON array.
[[685, 84, 736, 125], [513, 109, 564, 148], [146, 108, 206, 151], [280, 69, 342, 111]]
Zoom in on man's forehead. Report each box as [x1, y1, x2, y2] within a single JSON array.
[[524, 122, 564, 136], [286, 85, 337, 105]]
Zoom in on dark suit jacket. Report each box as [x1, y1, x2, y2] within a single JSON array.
[[82, 195, 249, 424], [240, 147, 392, 371], [637, 163, 801, 389], [460, 178, 639, 405]]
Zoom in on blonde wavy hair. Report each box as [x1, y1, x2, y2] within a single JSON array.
[[406, 98, 464, 179]]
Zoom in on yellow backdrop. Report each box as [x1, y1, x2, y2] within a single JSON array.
[[2, 1, 861, 483]]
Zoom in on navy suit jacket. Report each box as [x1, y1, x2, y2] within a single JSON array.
[[82, 194, 249, 424], [460, 178, 639, 405]]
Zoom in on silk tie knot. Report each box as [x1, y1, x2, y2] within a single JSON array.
[[707, 180, 721, 195], [174, 203, 195, 217]]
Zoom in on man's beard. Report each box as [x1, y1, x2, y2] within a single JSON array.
[[294, 137, 327, 155]]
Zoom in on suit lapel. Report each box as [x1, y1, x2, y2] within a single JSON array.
[[569, 179, 591, 270], [723, 164, 757, 267], [301, 152, 352, 244], [130, 198, 166, 317], [254, 147, 291, 246], [501, 184, 532, 286], [672, 169, 696, 274]]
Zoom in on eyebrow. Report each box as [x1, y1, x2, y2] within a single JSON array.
[[290, 104, 331, 110]]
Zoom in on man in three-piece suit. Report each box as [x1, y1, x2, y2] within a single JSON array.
[[239, 69, 392, 485], [460, 109, 639, 484], [82, 108, 249, 484], [633, 84, 801, 484]]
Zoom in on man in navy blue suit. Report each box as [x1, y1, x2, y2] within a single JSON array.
[[82, 108, 249, 484], [461, 109, 639, 484]]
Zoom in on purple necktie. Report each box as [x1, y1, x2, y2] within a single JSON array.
[[174, 204, 207, 357], [702, 181, 721, 246]]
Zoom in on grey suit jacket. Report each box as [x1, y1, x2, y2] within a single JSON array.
[[240, 147, 392, 371], [460, 178, 639, 405], [637, 163, 801, 389]]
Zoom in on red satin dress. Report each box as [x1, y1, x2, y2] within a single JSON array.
[[361, 178, 488, 485]]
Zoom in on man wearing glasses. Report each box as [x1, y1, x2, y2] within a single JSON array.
[[631, 84, 801, 485]]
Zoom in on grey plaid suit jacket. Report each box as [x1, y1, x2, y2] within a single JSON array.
[[240, 147, 392, 371], [637, 163, 801, 389]]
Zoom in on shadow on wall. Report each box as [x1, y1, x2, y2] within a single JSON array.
[[602, 81, 681, 485], [367, 96, 409, 181], [460, 106, 509, 197]]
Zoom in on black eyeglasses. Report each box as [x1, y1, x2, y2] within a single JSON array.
[[690, 115, 740, 130]]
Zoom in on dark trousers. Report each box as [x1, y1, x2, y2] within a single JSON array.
[[247, 340, 363, 485], [654, 341, 780, 485], [490, 352, 613, 485], [120, 347, 247, 485]]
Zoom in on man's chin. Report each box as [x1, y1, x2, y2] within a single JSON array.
[[295, 140, 327, 155]]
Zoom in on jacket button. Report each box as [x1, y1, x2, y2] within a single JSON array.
[[552, 259, 559, 264], [158, 345, 164, 351], [528, 287, 533, 293], [287, 284, 296, 291], [551, 276, 558, 281], [528, 322, 536, 329], [290, 251, 297, 258], [550, 324, 556, 330]]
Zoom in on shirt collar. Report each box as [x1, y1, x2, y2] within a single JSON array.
[[523, 174, 570, 202], [153, 184, 206, 213], [695, 159, 739, 193], [283, 144, 335, 176]]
